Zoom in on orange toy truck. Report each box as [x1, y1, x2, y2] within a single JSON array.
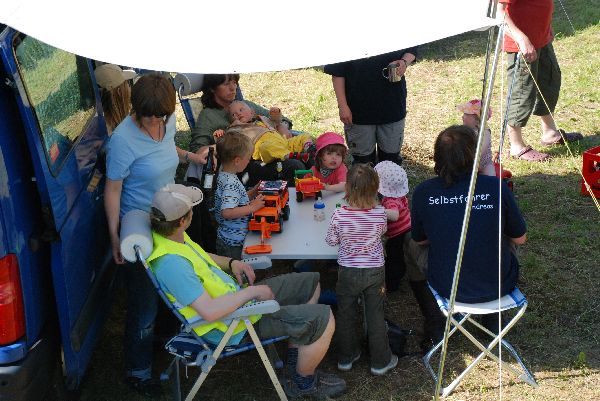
[[248, 180, 290, 234], [294, 169, 324, 202]]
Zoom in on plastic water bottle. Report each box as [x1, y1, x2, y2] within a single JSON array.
[[313, 199, 325, 222]]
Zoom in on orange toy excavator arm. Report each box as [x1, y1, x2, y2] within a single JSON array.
[[244, 217, 273, 254]]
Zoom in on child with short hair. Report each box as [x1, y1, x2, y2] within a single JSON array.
[[215, 100, 315, 165], [311, 132, 348, 192], [325, 164, 398, 376], [214, 131, 265, 259]]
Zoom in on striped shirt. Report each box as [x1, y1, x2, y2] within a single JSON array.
[[382, 196, 411, 238], [325, 205, 387, 268]]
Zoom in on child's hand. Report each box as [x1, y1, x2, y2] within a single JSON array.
[[213, 129, 225, 140], [247, 183, 260, 198], [248, 194, 265, 213]]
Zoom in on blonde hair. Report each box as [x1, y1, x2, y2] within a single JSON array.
[[216, 129, 254, 164], [101, 81, 131, 134], [344, 164, 379, 209]]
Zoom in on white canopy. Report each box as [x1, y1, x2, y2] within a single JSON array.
[[0, 1, 498, 73]]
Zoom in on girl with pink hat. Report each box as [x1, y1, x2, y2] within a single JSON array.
[[310, 132, 348, 192], [456, 99, 496, 176]]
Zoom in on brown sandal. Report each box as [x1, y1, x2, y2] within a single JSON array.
[[511, 145, 549, 162]]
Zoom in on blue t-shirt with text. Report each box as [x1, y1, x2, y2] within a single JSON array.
[[411, 175, 526, 303]]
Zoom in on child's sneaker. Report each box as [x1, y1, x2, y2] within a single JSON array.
[[337, 352, 361, 372], [284, 371, 346, 399], [370, 354, 398, 376]]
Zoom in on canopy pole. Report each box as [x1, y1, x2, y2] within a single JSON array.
[[433, 22, 505, 401]]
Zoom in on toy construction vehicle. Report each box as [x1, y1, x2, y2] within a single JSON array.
[[244, 180, 290, 254], [294, 170, 324, 202]]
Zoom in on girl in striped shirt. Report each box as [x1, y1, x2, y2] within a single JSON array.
[[325, 164, 398, 376]]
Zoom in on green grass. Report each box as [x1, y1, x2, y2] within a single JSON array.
[[81, 7, 600, 401]]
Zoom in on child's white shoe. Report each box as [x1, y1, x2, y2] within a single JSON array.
[[370, 354, 398, 376], [337, 352, 361, 372]]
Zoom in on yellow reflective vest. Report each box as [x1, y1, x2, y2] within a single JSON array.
[[147, 232, 260, 337]]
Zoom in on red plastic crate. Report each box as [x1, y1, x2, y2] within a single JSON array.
[[581, 145, 600, 198]]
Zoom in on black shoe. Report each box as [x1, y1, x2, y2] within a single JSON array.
[[125, 377, 163, 398]]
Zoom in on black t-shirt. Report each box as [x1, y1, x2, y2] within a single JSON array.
[[324, 47, 418, 125], [411, 175, 527, 303]]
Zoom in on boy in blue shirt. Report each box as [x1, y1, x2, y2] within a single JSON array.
[[214, 131, 265, 259]]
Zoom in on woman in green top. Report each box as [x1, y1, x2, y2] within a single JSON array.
[[189, 74, 304, 186]]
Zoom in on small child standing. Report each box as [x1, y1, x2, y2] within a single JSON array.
[[214, 132, 265, 259], [457, 99, 496, 176], [373, 161, 411, 292], [311, 132, 348, 192], [325, 164, 398, 376]]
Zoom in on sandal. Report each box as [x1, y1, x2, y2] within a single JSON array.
[[511, 145, 549, 162], [540, 129, 583, 146]]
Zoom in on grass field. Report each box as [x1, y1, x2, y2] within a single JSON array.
[[79, 5, 599, 401]]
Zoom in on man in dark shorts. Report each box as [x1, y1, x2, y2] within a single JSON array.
[[499, 0, 582, 162], [147, 184, 346, 399]]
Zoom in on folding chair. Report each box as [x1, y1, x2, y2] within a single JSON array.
[[422, 286, 538, 397], [120, 210, 289, 401]]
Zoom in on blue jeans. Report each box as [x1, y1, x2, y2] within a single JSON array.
[[123, 261, 158, 380]]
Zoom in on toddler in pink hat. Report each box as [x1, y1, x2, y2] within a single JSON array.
[[310, 132, 348, 192]]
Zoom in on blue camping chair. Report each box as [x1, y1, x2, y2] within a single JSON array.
[[120, 210, 289, 401], [422, 285, 538, 397]]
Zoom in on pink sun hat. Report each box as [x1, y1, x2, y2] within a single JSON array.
[[456, 99, 492, 120], [315, 131, 347, 154], [374, 161, 409, 198]]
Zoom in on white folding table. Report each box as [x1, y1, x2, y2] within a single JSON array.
[[242, 188, 345, 259]]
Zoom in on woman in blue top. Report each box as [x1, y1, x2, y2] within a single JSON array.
[[104, 73, 202, 395]]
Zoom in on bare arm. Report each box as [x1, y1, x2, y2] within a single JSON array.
[[390, 51, 417, 77], [385, 208, 400, 222], [498, 3, 537, 62], [324, 182, 346, 193], [510, 233, 527, 245], [176, 146, 207, 165], [104, 179, 125, 264], [221, 195, 265, 220], [189, 285, 274, 322], [331, 76, 352, 125]]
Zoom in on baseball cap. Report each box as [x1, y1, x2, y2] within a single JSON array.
[[151, 184, 203, 221], [374, 161, 409, 198], [94, 64, 137, 91]]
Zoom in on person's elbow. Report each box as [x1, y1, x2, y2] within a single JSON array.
[[510, 233, 527, 245]]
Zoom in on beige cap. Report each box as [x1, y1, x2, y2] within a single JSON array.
[[151, 184, 203, 221], [94, 64, 137, 90]]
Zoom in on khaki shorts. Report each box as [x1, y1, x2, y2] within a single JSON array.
[[344, 119, 405, 156], [257, 272, 331, 346], [506, 41, 561, 127]]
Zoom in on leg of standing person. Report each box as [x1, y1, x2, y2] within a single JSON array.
[[345, 124, 377, 164], [384, 234, 406, 292], [505, 51, 550, 161], [361, 267, 396, 374], [535, 43, 580, 145], [376, 119, 405, 165], [123, 261, 161, 395], [335, 267, 363, 369]]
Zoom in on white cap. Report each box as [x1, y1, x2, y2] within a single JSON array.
[[151, 184, 203, 221]]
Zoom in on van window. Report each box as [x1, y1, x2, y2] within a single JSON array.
[[13, 36, 95, 174]]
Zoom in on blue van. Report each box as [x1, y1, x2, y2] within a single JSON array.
[[0, 26, 114, 400]]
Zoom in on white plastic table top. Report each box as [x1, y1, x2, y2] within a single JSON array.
[[242, 188, 345, 259]]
